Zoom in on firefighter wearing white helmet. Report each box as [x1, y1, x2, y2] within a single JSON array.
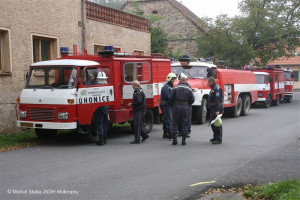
[[97, 71, 108, 84], [160, 73, 177, 139], [169, 73, 195, 145], [95, 71, 109, 146]]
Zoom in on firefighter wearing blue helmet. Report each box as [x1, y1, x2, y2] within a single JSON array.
[[160, 72, 177, 139]]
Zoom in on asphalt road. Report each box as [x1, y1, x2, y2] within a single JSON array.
[[1, 93, 300, 200]]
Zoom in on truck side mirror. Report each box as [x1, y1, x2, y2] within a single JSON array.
[[24, 71, 29, 82], [269, 76, 273, 82]]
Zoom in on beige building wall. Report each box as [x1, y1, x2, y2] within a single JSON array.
[[86, 20, 150, 53], [0, 0, 150, 133], [122, 0, 204, 57]]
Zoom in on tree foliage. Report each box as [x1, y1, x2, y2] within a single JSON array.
[[129, 0, 170, 54], [197, 0, 300, 67]]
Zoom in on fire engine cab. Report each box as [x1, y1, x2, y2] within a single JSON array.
[[16, 46, 171, 141], [245, 65, 285, 106], [253, 72, 272, 107], [171, 58, 258, 124], [283, 68, 294, 103]]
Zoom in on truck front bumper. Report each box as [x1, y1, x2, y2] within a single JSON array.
[[17, 121, 77, 129]]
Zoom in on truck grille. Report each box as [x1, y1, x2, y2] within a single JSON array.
[[28, 108, 55, 121]]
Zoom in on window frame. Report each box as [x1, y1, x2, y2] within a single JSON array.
[[0, 28, 12, 75], [123, 61, 151, 84], [32, 34, 58, 63], [94, 43, 122, 54]]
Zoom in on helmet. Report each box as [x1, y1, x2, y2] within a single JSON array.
[[166, 73, 177, 82], [211, 114, 222, 127], [97, 72, 108, 84], [178, 73, 188, 80]]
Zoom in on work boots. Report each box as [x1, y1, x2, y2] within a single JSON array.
[[163, 130, 169, 139], [172, 134, 178, 145], [167, 130, 173, 139], [96, 136, 105, 146], [182, 136, 186, 146]]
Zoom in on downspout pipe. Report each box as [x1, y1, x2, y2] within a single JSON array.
[[81, 0, 87, 52]]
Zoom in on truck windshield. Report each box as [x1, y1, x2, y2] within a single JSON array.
[[26, 67, 78, 89], [284, 71, 291, 79], [171, 66, 207, 79], [255, 74, 266, 84]]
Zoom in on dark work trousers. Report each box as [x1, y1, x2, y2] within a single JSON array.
[[172, 104, 189, 136], [160, 104, 172, 132], [133, 110, 148, 142], [95, 106, 109, 136], [210, 109, 223, 141], [178, 105, 192, 134], [188, 105, 192, 134]]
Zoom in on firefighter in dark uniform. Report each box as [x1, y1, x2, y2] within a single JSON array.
[[95, 106, 109, 146], [169, 74, 195, 145], [178, 80, 192, 138], [208, 77, 223, 144], [128, 80, 149, 144], [95, 72, 109, 146], [160, 73, 177, 139]]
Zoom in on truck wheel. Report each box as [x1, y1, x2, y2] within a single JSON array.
[[264, 94, 271, 108], [196, 98, 207, 124], [286, 96, 292, 103], [85, 115, 99, 143], [143, 109, 153, 133], [229, 96, 242, 118], [241, 95, 251, 116], [272, 98, 280, 106], [35, 129, 57, 138]]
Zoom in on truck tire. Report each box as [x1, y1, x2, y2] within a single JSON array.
[[196, 98, 207, 124], [229, 96, 242, 118], [143, 109, 154, 133], [241, 95, 251, 116], [272, 98, 280, 106], [84, 115, 100, 143], [35, 129, 57, 138], [264, 94, 271, 108]]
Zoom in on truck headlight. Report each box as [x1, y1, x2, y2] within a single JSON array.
[[58, 112, 69, 120], [258, 93, 263, 97], [18, 111, 27, 118]]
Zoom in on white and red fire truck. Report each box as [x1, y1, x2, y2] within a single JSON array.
[[245, 65, 285, 106], [283, 68, 294, 103], [16, 46, 171, 141], [253, 72, 272, 108], [171, 60, 258, 124]]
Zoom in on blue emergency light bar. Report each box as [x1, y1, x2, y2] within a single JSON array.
[[60, 47, 69, 55]]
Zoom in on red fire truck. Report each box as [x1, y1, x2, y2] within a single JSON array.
[[245, 65, 285, 106], [253, 71, 272, 108], [171, 59, 258, 124], [283, 68, 294, 103], [16, 46, 170, 141]]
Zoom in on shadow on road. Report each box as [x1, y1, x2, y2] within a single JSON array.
[[38, 126, 133, 147]]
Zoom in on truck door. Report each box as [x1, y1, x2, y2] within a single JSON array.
[[122, 61, 151, 109], [77, 66, 115, 125]]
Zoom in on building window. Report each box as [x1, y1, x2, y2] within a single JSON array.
[[32, 35, 57, 63], [0, 29, 11, 74], [94, 45, 122, 54], [294, 71, 299, 82], [133, 50, 144, 56]]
